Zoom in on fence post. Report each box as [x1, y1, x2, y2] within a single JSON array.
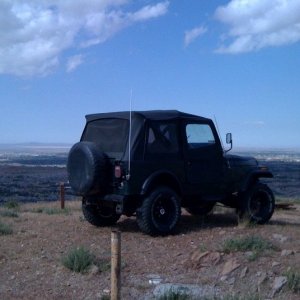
[[60, 182, 65, 209], [111, 230, 121, 300]]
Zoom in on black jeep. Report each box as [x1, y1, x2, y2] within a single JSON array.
[[67, 110, 275, 235]]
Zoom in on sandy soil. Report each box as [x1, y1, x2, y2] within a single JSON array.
[[0, 201, 299, 299]]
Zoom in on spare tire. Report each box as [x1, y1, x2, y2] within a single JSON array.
[[67, 142, 109, 196]]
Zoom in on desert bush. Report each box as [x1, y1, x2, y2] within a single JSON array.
[[0, 210, 19, 218], [222, 294, 261, 300], [4, 200, 20, 210], [285, 269, 300, 293], [0, 221, 13, 235], [158, 289, 190, 300], [222, 236, 275, 260], [201, 293, 261, 300], [62, 246, 94, 273]]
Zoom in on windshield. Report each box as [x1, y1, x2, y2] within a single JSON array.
[[82, 118, 129, 158]]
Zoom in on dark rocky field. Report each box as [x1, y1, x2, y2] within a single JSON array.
[[0, 147, 299, 203]]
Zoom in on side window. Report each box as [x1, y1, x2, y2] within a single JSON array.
[[146, 122, 179, 155], [186, 124, 215, 149]]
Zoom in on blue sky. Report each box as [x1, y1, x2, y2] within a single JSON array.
[[1, 0, 300, 148]]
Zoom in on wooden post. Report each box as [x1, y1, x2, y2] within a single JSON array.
[[60, 182, 65, 209], [111, 230, 121, 300]]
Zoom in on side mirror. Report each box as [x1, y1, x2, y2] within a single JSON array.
[[225, 133, 232, 152], [226, 133, 232, 144]]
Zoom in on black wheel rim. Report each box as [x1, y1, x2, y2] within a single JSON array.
[[249, 190, 271, 219], [151, 193, 177, 229]]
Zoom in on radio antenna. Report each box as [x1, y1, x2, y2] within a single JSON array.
[[127, 89, 133, 180]]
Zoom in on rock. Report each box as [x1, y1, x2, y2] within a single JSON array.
[[190, 251, 221, 268], [270, 276, 287, 297], [191, 251, 209, 262], [240, 267, 248, 278], [245, 251, 254, 258], [281, 249, 295, 256], [88, 264, 99, 275], [221, 258, 240, 276], [206, 252, 221, 265], [272, 234, 288, 243], [102, 288, 110, 295], [153, 283, 218, 299], [257, 272, 268, 285], [148, 274, 162, 285], [272, 261, 280, 268]]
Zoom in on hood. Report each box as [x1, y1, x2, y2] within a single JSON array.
[[226, 154, 258, 168]]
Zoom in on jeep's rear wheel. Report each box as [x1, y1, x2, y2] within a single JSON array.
[[137, 186, 181, 236], [186, 202, 215, 216], [82, 200, 120, 227], [238, 182, 275, 224]]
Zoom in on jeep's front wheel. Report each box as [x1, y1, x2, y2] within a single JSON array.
[[238, 182, 275, 224], [137, 187, 181, 236], [82, 200, 120, 227]]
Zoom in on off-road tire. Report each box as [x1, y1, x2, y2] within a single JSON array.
[[137, 186, 181, 236], [82, 201, 120, 227], [186, 202, 215, 216], [238, 182, 275, 224], [67, 142, 109, 196]]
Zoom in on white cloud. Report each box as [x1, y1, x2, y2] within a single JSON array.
[[184, 26, 207, 47], [0, 1, 169, 76], [130, 2, 169, 22], [215, 0, 300, 53], [66, 55, 84, 73]]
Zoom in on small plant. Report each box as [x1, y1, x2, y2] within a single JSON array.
[[33, 207, 70, 215], [158, 289, 190, 300], [0, 221, 13, 235], [0, 210, 19, 218], [285, 269, 300, 293], [4, 200, 20, 210], [222, 235, 275, 261], [62, 246, 94, 273], [97, 258, 111, 273]]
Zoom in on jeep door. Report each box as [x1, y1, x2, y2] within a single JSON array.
[[183, 121, 224, 197]]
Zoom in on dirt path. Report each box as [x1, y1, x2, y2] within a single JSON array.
[[0, 201, 299, 299]]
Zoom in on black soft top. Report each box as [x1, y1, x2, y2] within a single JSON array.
[[86, 110, 209, 122]]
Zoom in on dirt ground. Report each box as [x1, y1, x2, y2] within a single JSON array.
[[0, 201, 299, 300]]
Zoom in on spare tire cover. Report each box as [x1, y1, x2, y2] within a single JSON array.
[[67, 142, 108, 196]]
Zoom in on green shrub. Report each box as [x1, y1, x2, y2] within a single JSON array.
[[0, 210, 19, 218], [0, 221, 13, 235], [62, 247, 94, 273], [223, 236, 274, 253], [285, 269, 300, 293], [201, 293, 261, 300], [158, 289, 190, 300], [4, 200, 20, 210], [222, 236, 275, 261]]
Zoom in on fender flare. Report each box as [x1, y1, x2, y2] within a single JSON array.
[[240, 170, 273, 192], [141, 170, 183, 196]]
